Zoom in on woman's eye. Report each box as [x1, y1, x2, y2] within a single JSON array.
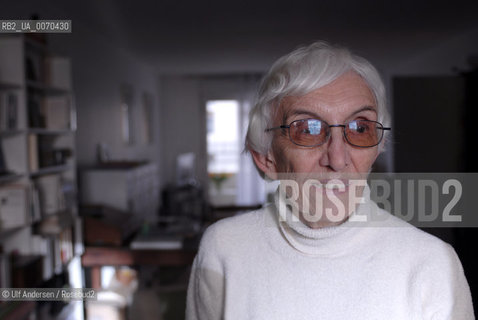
[[356, 126, 367, 133], [349, 120, 370, 134]]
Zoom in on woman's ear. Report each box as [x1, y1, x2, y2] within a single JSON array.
[[250, 149, 278, 180]]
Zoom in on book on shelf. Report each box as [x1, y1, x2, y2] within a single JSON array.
[[59, 227, 73, 264], [0, 91, 18, 131], [2, 134, 25, 174], [11, 254, 43, 287], [28, 93, 45, 128], [44, 56, 71, 90], [30, 184, 41, 223], [35, 226, 74, 274], [44, 237, 54, 280], [0, 184, 29, 229], [28, 134, 39, 172], [73, 216, 83, 256], [61, 180, 76, 209], [0, 253, 11, 288], [130, 226, 183, 250], [34, 174, 65, 217], [44, 96, 70, 130], [37, 134, 73, 168], [52, 235, 62, 273], [0, 142, 7, 175], [37, 230, 73, 279], [31, 235, 53, 281], [130, 234, 183, 250], [6, 92, 17, 130]]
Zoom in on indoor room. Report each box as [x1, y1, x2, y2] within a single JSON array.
[[0, 0, 477, 319]]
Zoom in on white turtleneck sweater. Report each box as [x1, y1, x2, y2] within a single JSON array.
[[186, 187, 474, 319]]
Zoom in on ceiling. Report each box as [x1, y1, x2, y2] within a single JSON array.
[[14, 0, 478, 73]]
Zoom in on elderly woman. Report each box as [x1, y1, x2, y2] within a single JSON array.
[[186, 42, 474, 319]]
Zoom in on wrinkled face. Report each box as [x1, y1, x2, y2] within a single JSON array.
[[268, 72, 380, 227]]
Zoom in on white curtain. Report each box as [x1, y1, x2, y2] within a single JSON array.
[[200, 75, 265, 206], [236, 88, 265, 206]]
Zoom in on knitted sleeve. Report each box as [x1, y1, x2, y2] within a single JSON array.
[[186, 225, 225, 320], [420, 243, 474, 320]]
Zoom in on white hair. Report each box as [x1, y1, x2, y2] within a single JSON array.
[[245, 41, 390, 156]]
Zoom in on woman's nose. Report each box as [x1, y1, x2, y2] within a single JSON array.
[[319, 127, 349, 171]]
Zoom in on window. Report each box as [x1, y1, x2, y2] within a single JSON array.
[[206, 100, 240, 205], [206, 100, 240, 174]]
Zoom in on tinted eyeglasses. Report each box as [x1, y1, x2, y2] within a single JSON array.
[[265, 119, 391, 148]]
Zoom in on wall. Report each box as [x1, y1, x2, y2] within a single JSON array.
[[50, 30, 161, 167], [383, 28, 478, 247], [389, 27, 478, 76], [374, 27, 478, 171], [159, 76, 205, 186]]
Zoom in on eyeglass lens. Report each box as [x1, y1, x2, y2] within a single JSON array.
[[289, 119, 383, 147]]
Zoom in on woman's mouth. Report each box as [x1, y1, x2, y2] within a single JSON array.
[[313, 179, 350, 192]]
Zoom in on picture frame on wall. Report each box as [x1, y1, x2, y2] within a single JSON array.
[[142, 91, 154, 145], [120, 83, 135, 145]]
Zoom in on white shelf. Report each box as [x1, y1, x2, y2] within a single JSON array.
[[0, 35, 82, 320], [0, 172, 24, 184], [0, 81, 22, 90], [0, 129, 25, 137], [30, 164, 72, 177], [27, 80, 71, 95], [28, 128, 75, 135]]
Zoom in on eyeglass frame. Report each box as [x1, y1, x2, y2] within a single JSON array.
[[265, 118, 391, 148]]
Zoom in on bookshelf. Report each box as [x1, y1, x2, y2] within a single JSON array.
[[0, 34, 83, 319]]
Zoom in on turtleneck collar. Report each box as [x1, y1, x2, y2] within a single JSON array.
[[273, 184, 375, 256]]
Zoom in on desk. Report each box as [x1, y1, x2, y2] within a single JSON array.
[[81, 247, 197, 288]]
